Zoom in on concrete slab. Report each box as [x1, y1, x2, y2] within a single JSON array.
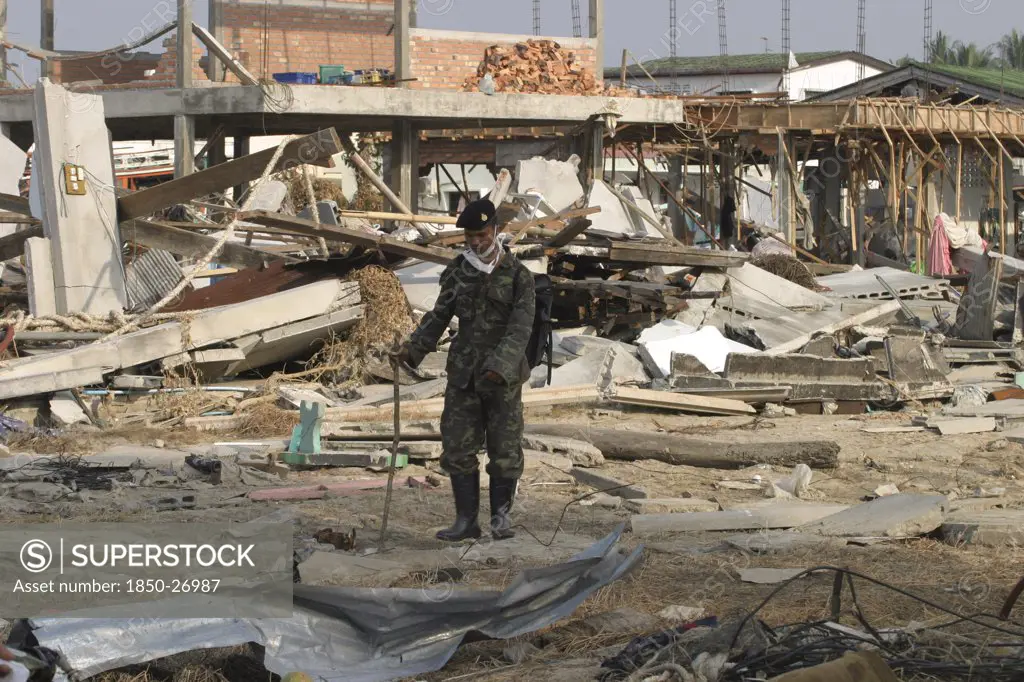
[[586, 180, 636, 239], [629, 503, 850, 535], [521, 433, 604, 467], [728, 263, 832, 311], [547, 347, 648, 389], [277, 386, 337, 409], [570, 468, 647, 499], [723, 353, 889, 402], [623, 498, 720, 514], [944, 399, 1024, 419], [723, 531, 840, 554], [560, 335, 639, 359], [797, 494, 948, 538], [24, 237, 56, 317], [515, 157, 584, 213], [739, 567, 808, 584], [674, 270, 727, 328], [246, 180, 288, 212], [935, 417, 996, 435], [817, 267, 949, 300], [395, 261, 445, 312], [32, 79, 127, 314], [0, 134, 25, 197], [941, 509, 1024, 547]]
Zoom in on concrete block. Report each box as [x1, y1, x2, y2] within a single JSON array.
[[548, 347, 648, 389], [623, 498, 720, 514], [570, 468, 646, 499], [668, 354, 732, 390], [724, 353, 890, 402], [935, 417, 996, 435], [674, 270, 727, 328], [797, 494, 948, 538], [629, 503, 850, 535], [739, 567, 808, 584], [298, 199, 339, 225], [246, 179, 288, 212], [48, 391, 89, 426], [515, 157, 584, 213], [32, 79, 127, 314], [521, 433, 604, 467], [24, 237, 57, 317], [586, 179, 637, 239], [941, 509, 1024, 547]]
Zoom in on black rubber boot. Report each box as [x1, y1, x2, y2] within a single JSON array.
[[436, 471, 482, 542], [489, 476, 518, 540]]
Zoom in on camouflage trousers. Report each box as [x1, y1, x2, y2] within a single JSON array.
[[440, 378, 524, 479]]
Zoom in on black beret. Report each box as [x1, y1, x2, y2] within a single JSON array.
[[456, 198, 497, 232]]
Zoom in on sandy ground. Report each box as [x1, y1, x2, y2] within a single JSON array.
[[4, 406, 1023, 681]]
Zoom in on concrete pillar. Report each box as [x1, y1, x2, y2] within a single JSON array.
[[32, 79, 128, 314], [208, 0, 224, 81], [40, 0, 54, 79], [586, 120, 603, 187], [589, 0, 604, 76], [668, 155, 685, 240], [394, 0, 412, 84], [776, 129, 792, 244], [390, 120, 418, 213], [174, 1, 195, 178], [24, 237, 56, 317], [174, 115, 195, 178], [232, 135, 250, 202]]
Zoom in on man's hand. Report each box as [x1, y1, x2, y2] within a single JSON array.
[[483, 370, 505, 385], [0, 644, 15, 677], [389, 343, 411, 367]]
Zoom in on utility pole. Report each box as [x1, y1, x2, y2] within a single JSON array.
[[175, 0, 195, 178], [856, 0, 866, 81], [0, 0, 7, 86], [923, 0, 933, 62], [533, 0, 541, 36], [781, 0, 791, 96], [571, 0, 582, 39], [40, 0, 55, 79], [717, 0, 729, 93]]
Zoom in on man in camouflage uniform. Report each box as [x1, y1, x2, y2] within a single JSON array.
[[397, 199, 536, 542]]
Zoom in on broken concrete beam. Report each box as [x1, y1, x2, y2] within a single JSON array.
[[545, 347, 648, 390], [797, 493, 948, 538], [526, 425, 840, 470], [515, 157, 584, 213], [953, 251, 1003, 341], [674, 270, 727, 328], [0, 367, 104, 400], [0, 280, 357, 393], [118, 129, 343, 221], [765, 300, 902, 356], [124, 220, 288, 269], [32, 79, 127, 314], [609, 385, 756, 416], [569, 468, 647, 499], [24, 236, 56, 317], [941, 509, 1024, 547], [521, 433, 604, 467], [48, 390, 89, 426], [817, 266, 949, 300], [623, 498, 720, 514], [723, 353, 891, 402], [629, 503, 850, 535], [883, 333, 952, 400]]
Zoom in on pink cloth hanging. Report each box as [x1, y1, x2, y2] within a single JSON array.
[[928, 214, 954, 276]]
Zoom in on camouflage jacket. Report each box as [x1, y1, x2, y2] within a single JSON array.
[[407, 252, 536, 390]]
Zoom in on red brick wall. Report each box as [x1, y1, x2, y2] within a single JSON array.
[[51, 52, 163, 85], [409, 29, 599, 91], [144, 34, 210, 85], [222, 0, 395, 77]]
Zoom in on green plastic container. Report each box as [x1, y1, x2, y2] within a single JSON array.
[[319, 65, 347, 84]]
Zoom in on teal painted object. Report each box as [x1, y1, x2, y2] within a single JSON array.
[[280, 451, 408, 468], [1015, 373, 1024, 389], [288, 400, 325, 455]]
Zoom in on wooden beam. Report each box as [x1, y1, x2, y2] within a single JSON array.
[[0, 225, 43, 261], [241, 210, 457, 265], [606, 241, 748, 268], [0, 193, 29, 215], [123, 220, 289, 269], [0, 212, 39, 225], [545, 217, 593, 247], [190, 22, 258, 85], [342, 140, 431, 238], [118, 129, 343, 222], [338, 210, 459, 225]]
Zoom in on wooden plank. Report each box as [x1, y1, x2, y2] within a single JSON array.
[[123, 219, 289, 269], [242, 210, 457, 265], [607, 241, 749, 268], [545, 217, 593, 247], [117, 129, 343, 221], [0, 225, 44, 261], [325, 385, 601, 422], [0, 212, 40, 225], [338, 210, 459, 225], [0, 193, 30, 215], [190, 23, 258, 85], [610, 386, 756, 416]]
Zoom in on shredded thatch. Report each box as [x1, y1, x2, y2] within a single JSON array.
[[303, 265, 415, 387], [751, 254, 819, 290], [285, 173, 349, 213]]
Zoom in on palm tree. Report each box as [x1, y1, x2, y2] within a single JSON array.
[[950, 41, 996, 68], [998, 29, 1024, 69], [927, 31, 955, 64]]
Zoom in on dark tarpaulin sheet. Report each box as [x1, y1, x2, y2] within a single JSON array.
[[18, 526, 640, 682]]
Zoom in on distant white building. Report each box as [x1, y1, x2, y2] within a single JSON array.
[[604, 51, 893, 102]]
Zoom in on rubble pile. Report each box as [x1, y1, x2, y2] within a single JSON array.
[[464, 39, 605, 95]]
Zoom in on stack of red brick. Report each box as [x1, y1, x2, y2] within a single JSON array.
[[463, 39, 607, 96]]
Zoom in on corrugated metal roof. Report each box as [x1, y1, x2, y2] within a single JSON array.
[[125, 249, 185, 312]]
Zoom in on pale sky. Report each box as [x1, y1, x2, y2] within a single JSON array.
[[4, 0, 1020, 84]]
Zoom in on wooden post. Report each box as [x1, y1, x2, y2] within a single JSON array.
[[620, 49, 628, 88], [1000, 155, 1007, 254], [915, 165, 925, 274], [955, 141, 963, 223]]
